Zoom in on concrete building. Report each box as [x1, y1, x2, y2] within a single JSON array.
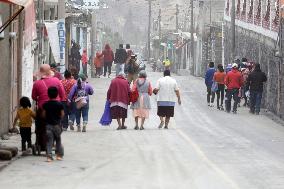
[[0, 0, 36, 136]]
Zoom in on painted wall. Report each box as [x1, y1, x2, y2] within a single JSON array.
[[0, 4, 12, 135]]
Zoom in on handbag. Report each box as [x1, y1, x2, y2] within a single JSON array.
[[211, 81, 218, 93], [130, 88, 139, 103], [99, 100, 112, 126], [75, 97, 87, 109]]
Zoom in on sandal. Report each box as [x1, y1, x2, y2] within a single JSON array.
[[134, 126, 139, 130], [121, 126, 127, 130], [158, 122, 164, 129], [140, 126, 144, 130]]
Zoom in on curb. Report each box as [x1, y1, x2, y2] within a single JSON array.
[[0, 154, 21, 172]]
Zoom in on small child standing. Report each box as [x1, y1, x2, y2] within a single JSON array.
[[13, 97, 36, 153], [43, 86, 64, 162]]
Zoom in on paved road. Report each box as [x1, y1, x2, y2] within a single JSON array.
[[0, 71, 284, 189]]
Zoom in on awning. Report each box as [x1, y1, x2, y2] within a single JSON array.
[[0, 0, 36, 44]]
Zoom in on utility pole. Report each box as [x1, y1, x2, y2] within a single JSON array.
[[176, 4, 179, 32], [158, 8, 161, 58], [146, 0, 155, 60], [190, 0, 195, 75], [90, 12, 96, 78], [231, 0, 236, 62]]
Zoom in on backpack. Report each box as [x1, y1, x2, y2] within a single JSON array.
[[75, 85, 87, 109], [127, 60, 139, 74]]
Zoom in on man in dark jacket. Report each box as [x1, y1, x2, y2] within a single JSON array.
[[205, 62, 216, 107], [114, 44, 128, 76], [246, 63, 267, 115]]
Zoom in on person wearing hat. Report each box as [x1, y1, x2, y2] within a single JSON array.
[[224, 63, 244, 114], [32, 65, 66, 152], [32, 64, 65, 109], [50, 63, 63, 80], [126, 54, 140, 85]]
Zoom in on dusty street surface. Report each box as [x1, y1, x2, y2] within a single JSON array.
[[0, 71, 284, 189]]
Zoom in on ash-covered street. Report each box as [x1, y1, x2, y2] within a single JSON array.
[[1, 72, 284, 189]]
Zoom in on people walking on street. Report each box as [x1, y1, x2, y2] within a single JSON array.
[[70, 42, 81, 79], [50, 63, 63, 80], [61, 70, 76, 131], [246, 63, 267, 115], [114, 44, 128, 76], [214, 64, 226, 110], [240, 62, 253, 107], [81, 49, 88, 76], [205, 62, 216, 107], [163, 57, 171, 70], [107, 72, 130, 130], [153, 70, 181, 129], [42, 87, 64, 162], [12, 97, 35, 154], [225, 63, 244, 114], [126, 54, 140, 85], [131, 71, 152, 130], [102, 44, 114, 78], [94, 52, 104, 78], [68, 74, 94, 132], [32, 64, 65, 153]]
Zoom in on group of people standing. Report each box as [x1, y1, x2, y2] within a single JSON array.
[[107, 70, 181, 130], [205, 58, 267, 114]]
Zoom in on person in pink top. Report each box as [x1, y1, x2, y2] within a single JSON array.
[[32, 64, 65, 109], [32, 64, 65, 153]]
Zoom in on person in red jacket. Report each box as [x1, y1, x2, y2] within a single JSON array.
[[107, 72, 130, 130], [81, 49, 88, 76], [102, 44, 114, 78], [225, 63, 244, 114]]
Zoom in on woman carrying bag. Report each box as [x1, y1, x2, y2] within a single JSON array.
[[130, 71, 153, 130]]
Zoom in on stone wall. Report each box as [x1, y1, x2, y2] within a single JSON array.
[[223, 21, 284, 118], [0, 4, 12, 135]]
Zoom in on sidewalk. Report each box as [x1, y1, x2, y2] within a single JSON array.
[[0, 133, 21, 171]]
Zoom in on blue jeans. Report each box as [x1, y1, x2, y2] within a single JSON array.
[[61, 102, 76, 128], [46, 124, 63, 158], [115, 63, 125, 76], [225, 89, 239, 112], [76, 102, 89, 125], [250, 90, 263, 113]]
